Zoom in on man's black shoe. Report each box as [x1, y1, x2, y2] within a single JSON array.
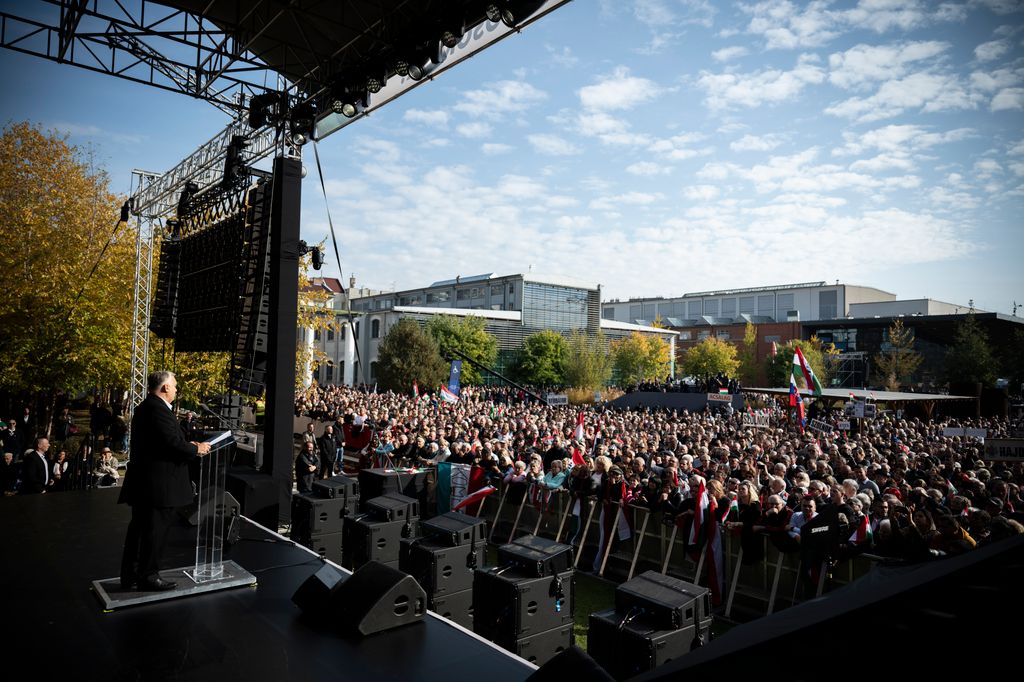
[[138, 577, 177, 592], [120, 576, 136, 589]]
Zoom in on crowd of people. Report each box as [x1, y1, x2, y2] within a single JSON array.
[[295, 383, 1024, 569]]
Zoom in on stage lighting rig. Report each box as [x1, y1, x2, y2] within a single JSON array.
[[247, 91, 285, 130], [328, 77, 368, 118], [486, 1, 547, 28], [289, 102, 317, 146]]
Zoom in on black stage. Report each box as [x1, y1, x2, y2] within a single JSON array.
[[2, 488, 535, 682]]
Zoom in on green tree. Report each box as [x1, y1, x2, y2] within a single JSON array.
[[612, 332, 671, 385], [944, 313, 997, 387], [511, 330, 569, 386], [680, 337, 739, 378], [1002, 329, 1024, 396], [765, 338, 831, 388], [425, 315, 498, 385], [737, 322, 759, 385], [376, 319, 447, 393], [564, 330, 613, 390], [874, 319, 923, 391], [0, 123, 134, 430]]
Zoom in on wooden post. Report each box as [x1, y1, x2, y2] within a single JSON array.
[[574, 499, 597, 568], [598, 504, 623, 577], [627, 506, 650, 581]]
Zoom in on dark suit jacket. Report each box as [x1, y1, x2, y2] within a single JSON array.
[[19, 451, 48, 494], [118, 394, 199, 508]]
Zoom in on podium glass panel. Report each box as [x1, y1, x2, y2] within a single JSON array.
[[188, 434, 232, 583]]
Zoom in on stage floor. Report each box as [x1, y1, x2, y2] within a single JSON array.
[[1, 488, 535, 682]]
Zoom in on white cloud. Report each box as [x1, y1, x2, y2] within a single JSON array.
[[970, 66, 1024, 92], [833, 124, 974, 156], [742, 0, 840, 50], [825, 72, 979, 122], [578, 66, 665, 111], [576, 110, 652, 146], [841, 1, 965, 33], [991, 87, 1024, 110], [590, 191, 664, 211], [497, 175, 546, 199], [648, 132, 712, 160], [527, 133, 581, 156], [975, 38, 1012, 61], [1008, 140, 1024, 155], [456, 121, 493, 139], [731, 133, 784, 151], [49, 121, 145, 145], [454, 80, 547, 118], [971, 0, 1024, 15], [683, 185, 720, 201], [555, 215, 593, 230], [712, 46, 748, 62], [697, 54, 825, 110], [974, 158, 1004, 176], [403, 109, 449, 128], [546, 45, 579, 68], [481, 143, 513, 156], [828, 41, 950, 90], [626, 161, 673, 176], [353, 137, 402, 163]]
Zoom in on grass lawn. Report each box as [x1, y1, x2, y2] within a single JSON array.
[[572, 572, 617, 650]]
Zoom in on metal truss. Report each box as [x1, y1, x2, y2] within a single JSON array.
[[0, 0, 287, 115]]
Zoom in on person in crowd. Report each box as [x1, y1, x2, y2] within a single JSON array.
[[119, 371, 212, 591], [50, 449, 70, 491], [317, 424, 341, 478], [96, 448, 121, 486], [19, 437, 50, 495], [1, 451, 18, 494], [295, 440, 319, 494]]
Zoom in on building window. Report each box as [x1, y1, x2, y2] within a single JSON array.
[[777, 293, 794, 311], [314, 329, 321, 341], [688, 301, 702, 317], [630, 304, 642, 320], [739, 297, 755, 314], [338, 361, 344, 381], [716, 330, 730, 340], [491, 285, 503, 297], [698, 330, 711, 339], [757, 295, 775, 317], [456, 289, 469, 301], [326, 363, 334, 383], [764, 335, 781, 343], [720, 298, 736, 317], [371, 319, 380, 338], [327, 328, 334, 341], [370, 361, 378, 380], [603, 307, 616, 320], [703, 299, 719, 316], [521, 282, 590, 332], [819, 290, 838, 319], [338, 324, 345, 340], [679, 331, 692, 340]]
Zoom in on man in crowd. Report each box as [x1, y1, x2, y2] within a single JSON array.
[[19, 437, 50, 495]]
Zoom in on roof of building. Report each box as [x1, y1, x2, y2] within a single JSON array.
[[310, 277, 344, 293], [601, 319, 679, 336], [743, 387, 976, 402], [607, 281, 897, 304], [393, 306, 522, 321]]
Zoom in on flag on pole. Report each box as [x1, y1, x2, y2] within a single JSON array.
[[718, 387, 729, 395], [574, 412, 585, 442], [707, 497, 725, 606], [770, 340, 778, 357], [796, 396, 806, 433], [687, 480, 708, 548], [412, 381, 419, 398], [789, 373, 800, 407], [439, 385, 459, 403], [793, 346, 823, 395], [723, 493, 739, 523], [453, 485, 497, 512]]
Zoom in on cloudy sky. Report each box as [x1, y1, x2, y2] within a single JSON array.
[[2, 0, 1022, 313]]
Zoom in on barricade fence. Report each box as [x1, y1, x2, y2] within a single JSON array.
[[475, 479, 880, 618]]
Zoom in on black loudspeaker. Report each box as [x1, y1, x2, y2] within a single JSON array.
[[428, 587, 474, 629], [312, 474, 359, 501], [525, 646, 616, 682], [497, 534, 573, 577], [297, 531, 343, 565], [292, 564, 345, 619], [330, 560, 427, 636], [358, 468, 430, 510], [366, 493, 420, 522], [226, 467, 279, 529], [473, 568, 574, 643], [292, 492, 355, 538], [399, 538, 485, 596], [421, 511, 487, 547], [800, 506, 841, 555], [342, 514, 418, 569], [587, 609, 709, 680], [514, 623, 574, 667], [615, 571, 709, 630]]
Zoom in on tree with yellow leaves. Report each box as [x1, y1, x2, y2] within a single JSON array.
[[612, 332, 672, 385]]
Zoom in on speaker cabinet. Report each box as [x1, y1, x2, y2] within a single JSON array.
[[513, 623, 574, 667], [296, 531, 343, 565], [421, 511, 487, 547], [428, 587, 474, 630], [292, 493, 355, 538], [587, 609, 710, 680], [331, 561, 427, 636], [292, 564, 345, 618], [342, 514, 418, 569], [226, 468, 279, 529], [497, 534, 573, 577], [473, 568, 574, 643], [399, 537, 485, 596], [365, 492, 420, 522], [614, 571, 709, 630]]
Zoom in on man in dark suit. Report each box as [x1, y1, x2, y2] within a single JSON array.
[[19, 437, 50, 494], [295, 440, 319, 493], [119, 371, 211, 591], [317, 424, 341, 479]]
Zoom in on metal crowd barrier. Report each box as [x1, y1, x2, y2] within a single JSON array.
[[476, 479, 881, 617]]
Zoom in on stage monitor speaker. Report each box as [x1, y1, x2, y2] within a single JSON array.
[[587, 609, 708, 680], [497, 534, 573, 577], [292, 564, 345, 619], [525, 646, 615, 682], [421, 511, 487, 547], [615, 571, 709, 630], [226, 467, 279, 529], [330, 561, 427, 636], [365, 492, 419, 522]]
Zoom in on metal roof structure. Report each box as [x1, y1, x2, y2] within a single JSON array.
[[742, 387, 977, 403]]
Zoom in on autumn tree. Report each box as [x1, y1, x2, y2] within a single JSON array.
[[376, 319, 447, 392], [564, 330, 613, 390], [680, 337, 739, 378], [611, 332, 671, 385], [511, 330, 569, 386], [0, 123, 134, 429], [425, 315, 498, 385], [874, 319, 923, 391], [765, 337, 833, 388], [737, 321, 759, 385]]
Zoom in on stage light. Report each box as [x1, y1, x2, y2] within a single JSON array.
[[289, 102, 316, 145], [487, 1, 546, 28], [485, 3, 514, 26], [120, 200, 131, 223], [248, 91, 283, 129], [434, 8, 466, 54], [329, 79, 366, 118], [366, 66, 387, 94]]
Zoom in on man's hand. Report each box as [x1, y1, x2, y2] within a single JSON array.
[[193, 441, 212, 456]]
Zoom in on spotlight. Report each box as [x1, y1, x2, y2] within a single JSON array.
[[366, 66, 388, 94], [248, 91, 283, 129], [329, 79, 366, 118], [487, 1, 545, 28], [177, 181, 199, 218], [393, 40, 433, 81], [120, 200, 131, 223], [485, 3, 514, 26], [289, 102, 316, 146]]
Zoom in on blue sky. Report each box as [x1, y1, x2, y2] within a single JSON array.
[[2, 0, 1023, 313]]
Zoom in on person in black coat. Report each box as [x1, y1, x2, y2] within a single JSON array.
[[19, 437, 51, 494], [295, 440, 319, 493], [118, 371, 211, 591], [317, 425, 340, 479]]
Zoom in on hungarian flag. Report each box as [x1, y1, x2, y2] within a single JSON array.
[[574, 411, 585, 442], [723, 493, 739, 523], [770, 341, 778, 357], [796, 395, 806, 433], [687, 480, 708, 548], [718, 388, 729, 395], [570, 445, 586, 467], [793, 346, 823, 395], [849, 514, 872, 545], [453, 485, 497, 512], [412, 381, 419, 398], [439, 385, 459, 403]]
